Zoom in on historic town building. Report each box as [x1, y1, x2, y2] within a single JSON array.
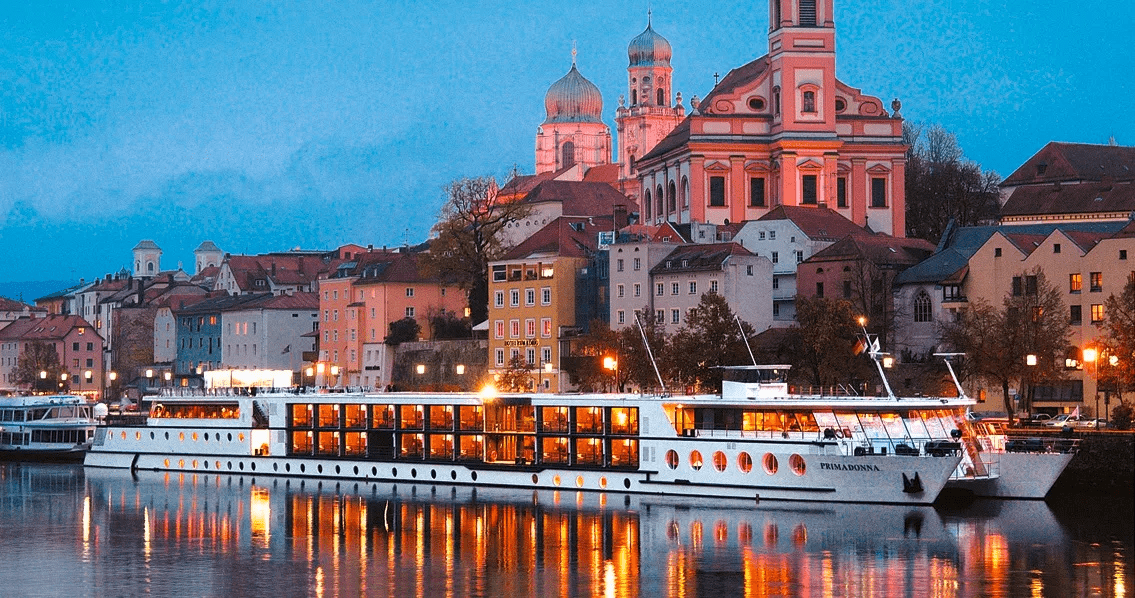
[[633, 0, 907, 237], [535, 51, 613, 175]]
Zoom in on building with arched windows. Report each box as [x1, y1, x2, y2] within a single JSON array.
[[535, 52, 613, 175], [633, 0, 907, 237]]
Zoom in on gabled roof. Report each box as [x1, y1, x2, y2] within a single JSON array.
[[1002, 142, 1135, 186], [226, 292, 320, 311], [639, 117, 691, 162], [582, 164, 621, 184], [222, 253, 337, 292], [619, 221, 688, 243], [0, 316, 42, 341], [335, 251, 452, 286], [520, 180, 635, 216], [19, 314, 101, 341], [1000, 180, 1135, 218], [500, 216, 615, 261], [173, 293, 273, 316], [0, 296, 34, 311], [650, 242, 754, 274], [755, 205, 868, 241], [805, 235, 934, 267]]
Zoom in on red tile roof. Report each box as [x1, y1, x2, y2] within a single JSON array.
[[502, 216, 616, 260], [520, 180, 636, 216], [756, 205, 868, 241], [0, 317, 42, 341], [650, 242, 755, 274], [0, 297, 34, 311], [806, 235, 934, 266], [18, 314, 101, 341], [1000, 180, 1135, 218], [1002, 142, 1135, 187], [582, 163, 621, 184]]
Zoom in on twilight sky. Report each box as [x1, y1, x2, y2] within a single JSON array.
[[1, 0, 1131, 284]]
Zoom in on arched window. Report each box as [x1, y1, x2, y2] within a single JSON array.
[[802, 90, 816, 113], [656, 185, 664, 216], [657, 88, 665, 106], [628, 155, 635, 176], [668, 181, 677, 212], [644, 190, 652, 218], [561, 141, 575, 169], [773, 87, 781, 116], [147, 261, 155, 273], [682, 177, 689, 208], [631, 89, 638, 105], [914, 291, 933, 323]]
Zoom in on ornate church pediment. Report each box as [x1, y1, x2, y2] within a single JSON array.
[[704, 160, 731, 172], [797, 158, 825, 171], [833, 79, 890, 119], [866, 163, 892, 175]]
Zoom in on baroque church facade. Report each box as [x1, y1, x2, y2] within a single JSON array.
[[534, 0, 907, 238]]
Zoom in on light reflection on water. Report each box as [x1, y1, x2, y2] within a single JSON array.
[[0, 463, 1129, 597]]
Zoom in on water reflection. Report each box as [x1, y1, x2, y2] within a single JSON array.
[[0, 463, 1129, 597]]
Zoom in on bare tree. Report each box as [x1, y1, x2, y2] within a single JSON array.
[[939, 268, 1069, 421], [669, 293, 755, 392], [788, 296, 863, 387], [15, 341, 64, 391], [1100, 275, 1135, 401], [904, 123, 1001, 243], [420, 177, 532, 324]]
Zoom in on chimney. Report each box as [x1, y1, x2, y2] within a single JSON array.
[[271, 262, 277, 276], [613, 204, 628, 229]]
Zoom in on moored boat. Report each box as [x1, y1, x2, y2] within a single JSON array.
[[85, 369, 967, 505], [0, 395, 100, 460]]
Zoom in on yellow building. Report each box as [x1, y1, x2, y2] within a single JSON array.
[[488, 216, 614, 392]]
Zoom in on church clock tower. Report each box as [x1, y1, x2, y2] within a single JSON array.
[[616, 15, 685, 210]]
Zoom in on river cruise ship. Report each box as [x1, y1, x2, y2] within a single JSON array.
[[0, 395, 100, 459], [85, 367, 971, 504]]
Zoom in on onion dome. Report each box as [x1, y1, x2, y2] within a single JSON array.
[[628, 21, 672, 67], [543, 59, 604, 124]]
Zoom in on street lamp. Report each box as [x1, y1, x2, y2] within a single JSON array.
[[39, 370, 47, 393], [543, 361, 553, 392], [1083, 347, 1098, 420], [1025, 354, 1037, 417], [603, 356, 618, 393]]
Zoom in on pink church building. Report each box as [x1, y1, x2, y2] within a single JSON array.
[[633, 0, 908, 237]]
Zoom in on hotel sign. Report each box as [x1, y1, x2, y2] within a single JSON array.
[[504, 340, 539, 347]]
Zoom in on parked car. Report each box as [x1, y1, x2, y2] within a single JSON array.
[[1044, 414, 1080, 427], [1072, 418, 1107, 429]]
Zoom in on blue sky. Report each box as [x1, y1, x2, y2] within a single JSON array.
[[1, 0, 1131, 284]]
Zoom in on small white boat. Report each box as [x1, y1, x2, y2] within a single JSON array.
[[0, 395, 100, 460]]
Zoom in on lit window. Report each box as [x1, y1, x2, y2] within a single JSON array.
[[510, 320, 520, 338], [1090, 272, 1102, 292], [1091, 304, 1104, 323], [1070, 274, 1082, 293], [526, 319, 536, 338], [541, 318, 552, 337], [495, 320, 505, 339]]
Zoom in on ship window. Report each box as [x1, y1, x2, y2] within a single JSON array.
[[790, 454, 807, 476], [738, 452, 753, 473], [763, 453, 779, 475], [665, 449, 679, 469], [689, 450, 703, 470], [712, 451, 727, 472]]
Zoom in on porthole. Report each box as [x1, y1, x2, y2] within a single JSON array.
[[451, 471, 458, 480], [335, 465, 341, 475], [165, 432, 170, 440], [532, 474, 539, 484], [119, 431, 126, 440], [179, 432, 184, 441], [178, 459, 185, 468], [228, 433, 232, 442], [763, 453, 778, 475], [471, 471, 477, 482], [665, 450, 679, 469], [623, 478, 631, 489], [204, 433, 209, 441], [238, 462, 244, 470], [286, 463, 292, 472], [215, 461, 221, 470], [431, 469, 437, 479], [392, 467, 398, 477], [192, 460, 198, 469], [163, 458, 170, 467], [192, 432, 198, 442], [689, 450, 703, 471], [273, 463, 278, 471], [250, 462, 256, 471], [300, 463, 305, 473], [599, 477, 607, 489], [135, 431, 141, 440], [575, 475, 584, 488], [227, 461, 232, 470], [553, 475, 561, 486], [353, 466, 359, 475], [238, 433, 245, 442], [411, 468, 418, 478], [712, 451, 727, 472], [371, 466, 377, 476], [789, 454, 806, 476], [150, 432, 155, 440], [204, 460, 210, 469], [748, 96, 766, 111], [738, 452, 753, 473], [317, 464, 323, 473]]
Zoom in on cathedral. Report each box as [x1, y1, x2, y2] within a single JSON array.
[[534, 0, 907, 237]]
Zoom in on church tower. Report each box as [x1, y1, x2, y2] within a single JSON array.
[[535, 51, 612, 174], [132, 240, 162, 278], [766, 0, 837, 136], [616, 16, 685, 210]]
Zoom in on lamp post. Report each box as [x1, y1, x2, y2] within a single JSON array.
[[1025, 354, 1037, 418], [38, 370, 47, 394], [543, 361, 554, 392], [60, 372, 68, 392], [1083, 347, 1098, 419], [107, 371, 117, 401], [305, 366, 315, 390], [603, 356, 618, 393], [330, 365, 340, 388]]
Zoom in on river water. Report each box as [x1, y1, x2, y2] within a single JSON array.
[[0, 463, 1130, 597]]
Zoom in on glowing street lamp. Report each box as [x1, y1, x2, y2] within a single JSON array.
[[603, 356, 618, 392], [1083, 347, 1098, 420]]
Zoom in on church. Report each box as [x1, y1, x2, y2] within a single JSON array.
[[534, 0, 907, 238]]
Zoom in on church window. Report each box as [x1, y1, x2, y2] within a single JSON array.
[[657, 88, 665, 106], [801, 175, 817, 204], [774, 0, 782, 27], [750, 177, 766, 207], [835, 98, 847, 112], [799, 0, 817, 26], [802, 90, 816, 113], [147, 261, 155, 273], [709, 177, 726, 207], [644, 190, 652, 218], [561, 142, 576, 169], [871, 178, 887, 207], [682, 177, 690, 208], [837, 177, 847, 208], [668, 182, 677, 212], [628, 155, 635, 175], [773, 88, 781, 116], [656, 185, 664, 215], [914, 291, 933, 323], [748, 97, 766, 111], [631, 89, 637, 105]]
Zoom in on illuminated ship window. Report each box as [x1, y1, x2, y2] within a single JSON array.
[[689, 450, 703, 471], [665, 449, 678, 469], [738, 452, 753, 473], [763, 453, 778, 475], [790, 454, 806, 476], [712, 451, 727, 472]]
